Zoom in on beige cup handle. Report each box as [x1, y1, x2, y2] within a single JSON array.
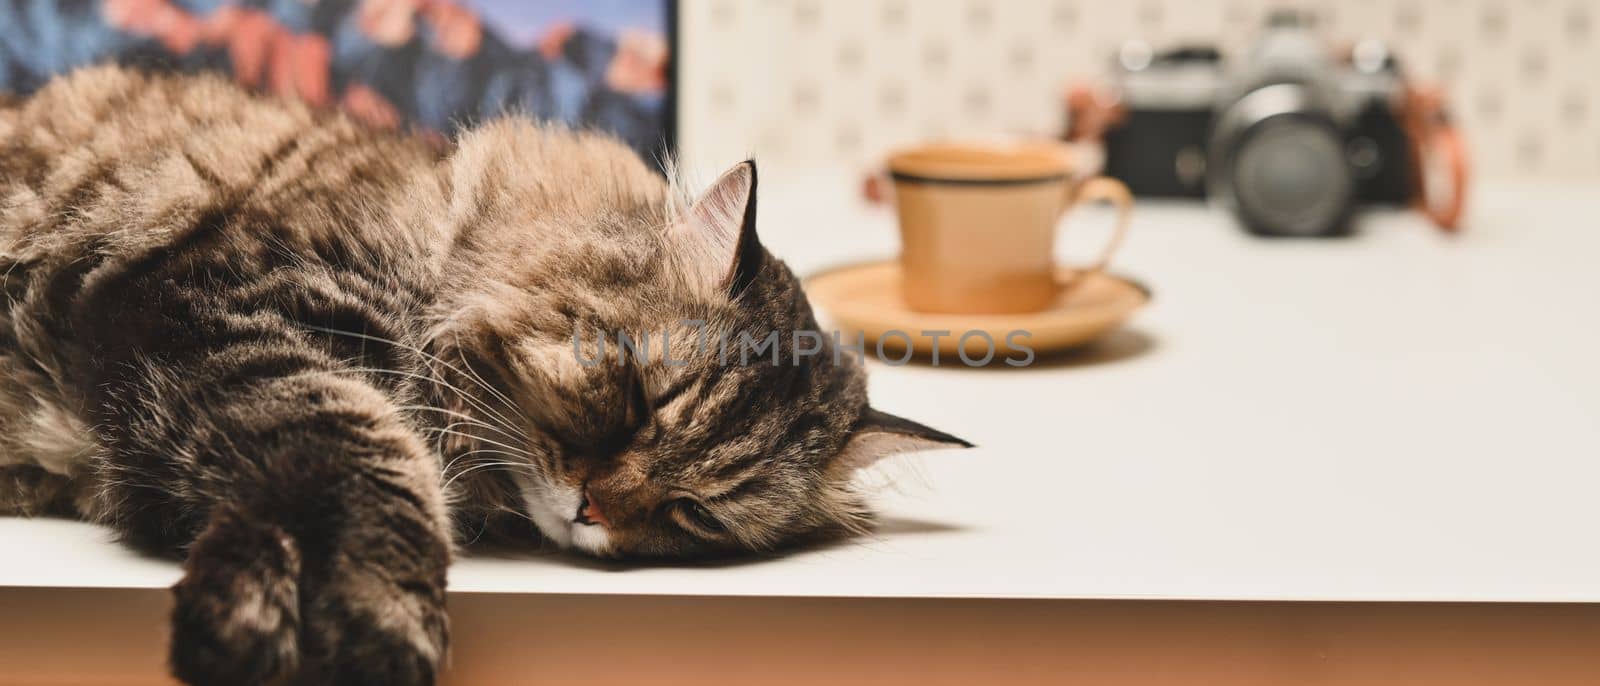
[[1058, 176, 1134, 288]]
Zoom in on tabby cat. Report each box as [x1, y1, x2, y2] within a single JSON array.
[[0, 67, 968, 686]]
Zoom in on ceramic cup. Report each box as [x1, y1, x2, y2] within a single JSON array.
[[887, 141, 1134, 314]]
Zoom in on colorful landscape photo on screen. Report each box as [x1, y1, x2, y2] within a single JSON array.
[[0, 0, 674, 164]]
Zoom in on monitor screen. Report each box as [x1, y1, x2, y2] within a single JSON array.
[[0, 0, 675, 167]]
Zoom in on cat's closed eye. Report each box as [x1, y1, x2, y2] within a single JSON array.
[[668, 498, 727, 537]]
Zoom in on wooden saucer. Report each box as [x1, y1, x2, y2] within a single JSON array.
[[805, 260, 1150, 360]]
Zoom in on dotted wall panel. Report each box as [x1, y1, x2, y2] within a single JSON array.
[[677, 0, 1599, 180]]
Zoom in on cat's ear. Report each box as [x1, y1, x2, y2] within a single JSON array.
[[673, 160, 764, 298], [835, 407, 973, 471]]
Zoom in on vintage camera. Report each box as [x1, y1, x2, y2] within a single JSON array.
[[1102, 12, 1415, 237]]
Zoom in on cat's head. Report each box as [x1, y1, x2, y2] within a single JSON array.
[[430, 127, 969, 558]]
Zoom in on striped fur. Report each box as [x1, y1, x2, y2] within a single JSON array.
[[0, 67, 966, 685]]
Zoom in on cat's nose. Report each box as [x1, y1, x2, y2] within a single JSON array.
[[574, 487, 609, 527]]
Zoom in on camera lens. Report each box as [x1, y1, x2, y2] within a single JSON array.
[[1229, 115, 1354, 236], [1209, 82, 1358, 237]]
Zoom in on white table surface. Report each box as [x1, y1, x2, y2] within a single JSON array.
[[3, 176, 1597, 602]]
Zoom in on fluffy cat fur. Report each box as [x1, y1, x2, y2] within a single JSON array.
[[0, 66, 968, 685]]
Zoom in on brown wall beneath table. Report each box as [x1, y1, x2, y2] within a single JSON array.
[[3, 588, 1598, 685]]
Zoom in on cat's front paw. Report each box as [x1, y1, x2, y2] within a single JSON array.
[[300, 562, 450, 686], [169, 508, 302, 686]]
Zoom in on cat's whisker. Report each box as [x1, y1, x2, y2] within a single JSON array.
[[448, 332, 532, 423], [443, 455, 536, 478], [430, 421, 527, 459], [442, 456, 537, 484], [437, 441, 533, 476], [423, 427, 533, 458], [327, 365, 522, 435], [303, 325, 528, 430], [436, 420, 501, 437], [312, 323, 525, 419], [444, 447, 537, 470], [442, 461, 538, 492], [332, 356, 525, 433], [391, 405, 521, 442], [390, 404, 491, 426]]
